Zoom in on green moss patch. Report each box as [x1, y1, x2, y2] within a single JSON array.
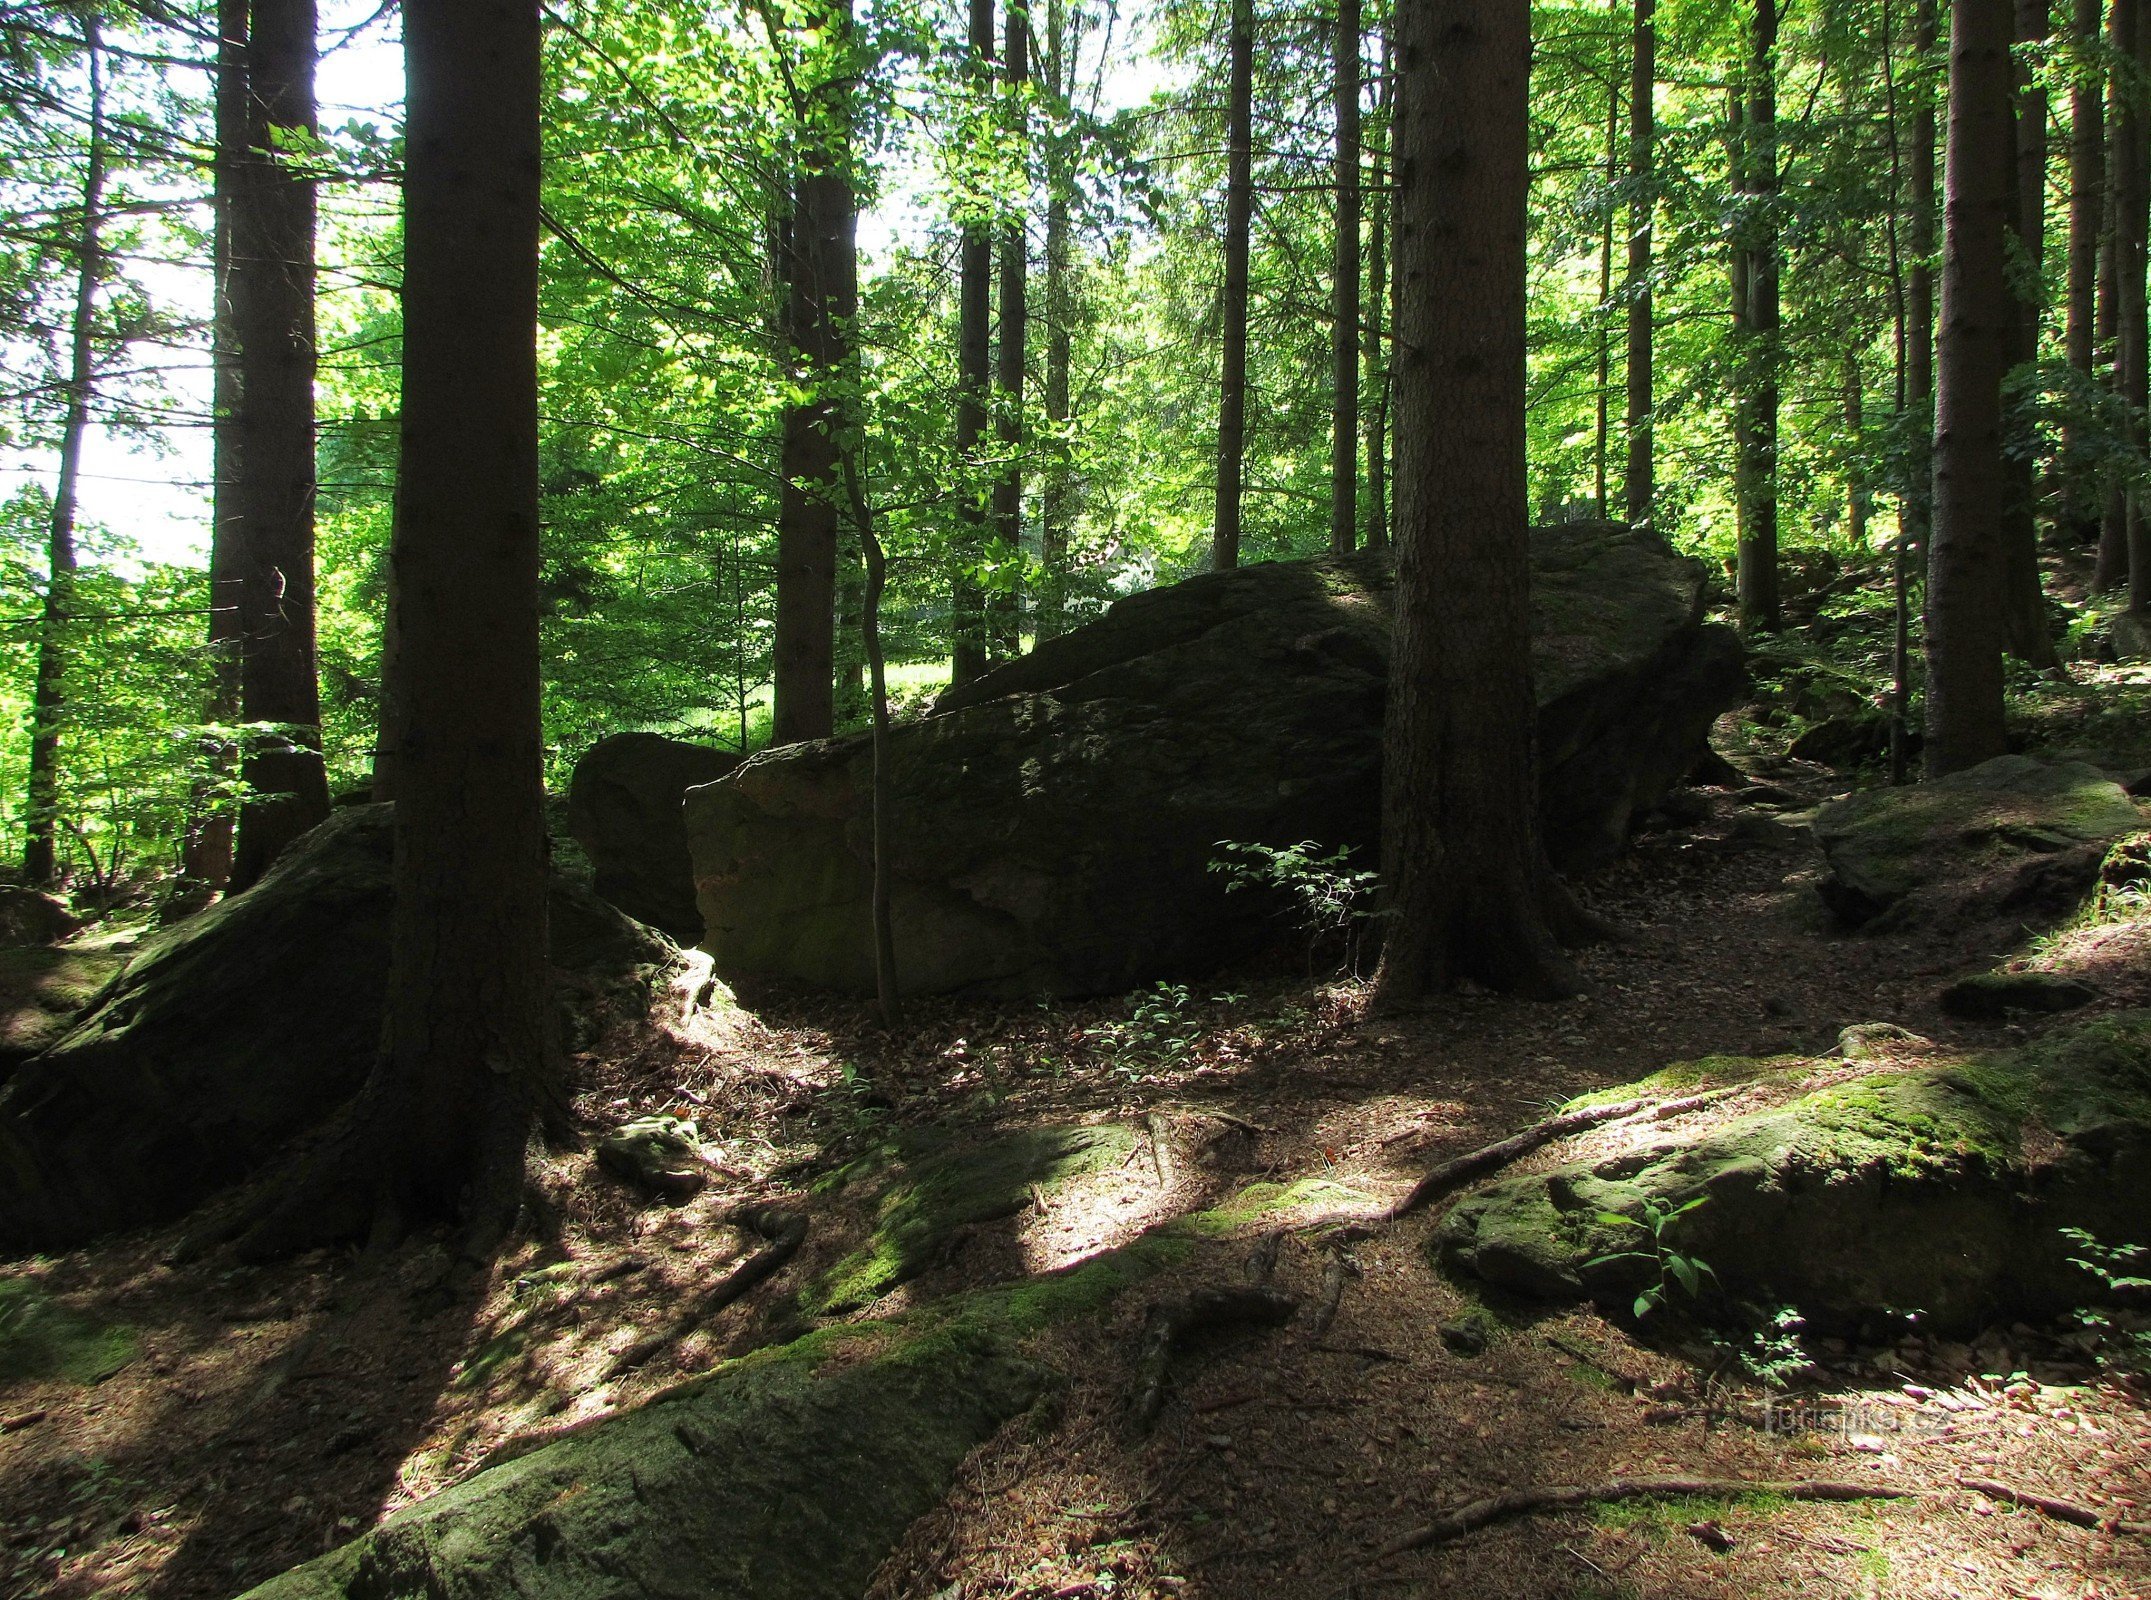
[[0, 1279, 137, 1385]]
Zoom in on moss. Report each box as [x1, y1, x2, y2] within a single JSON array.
[[0, 1279, 136, 1385], [1562, 1054, 1802, 1110], [1168, 1177, 1370, 1236], [1592, 1490, 1793, 1533]]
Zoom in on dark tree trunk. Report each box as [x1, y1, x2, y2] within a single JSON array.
[[1038, 0, 1075, 637], [771, 12, 859, 745], [2097, 0, 2139, 591], [1907, 0, 1938, 553], [1624, 0, 1655, 529], [1331, 0, 1361, 553], [990, 0, 1030, 658], [1594, 71, 1616, 517], [23, 15, 106, 890], [238, 0, 550, 1257], [2063, 0, 2105, 540], [1845, 353, 1871, 545], [1363, 20, 1391, 550], [228, 0, 329, 892], [1925, 0, 2016, 775], [2000, 0, 2058, 664], [1735, 0, 1781, 634], [1373, 0, 1580, 1005], [1214, 0, 1253, 570], [951, 0, 995, 684]]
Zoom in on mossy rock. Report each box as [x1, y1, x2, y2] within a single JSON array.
[[1435, 1015, 2151, 1333], [0, 1278, 136, 1385], [0, 946, 125, 1077], [805, 1122, 1137, 1315], [1940, 971, 2099, 1021], [1813, 755, 2143, 927]]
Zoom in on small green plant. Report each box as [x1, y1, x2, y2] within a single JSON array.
[[2062, 1225, 2151, 1373], [1718, 1304, 1811, 1388], [1586, 1195, 1719, 1320], [1094, 981, 1208, 1076], [1209, 839, 1383, 976]]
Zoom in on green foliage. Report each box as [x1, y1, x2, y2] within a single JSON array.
[[1209, 838, 1382, 976], [1585, 1193, 1719, 1320], [2062, 1226, 2151, 1374]]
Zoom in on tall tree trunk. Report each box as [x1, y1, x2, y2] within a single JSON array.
[[2063, 0, 2106, 540], [1374, 0, 1580, 1005], [1331, 0, 1362, 553], [771, 19, 860, 743], [1907, 0, 1939, 559], [1735, 0, 1781, 634], [2097, 0, 2139, 590], [228, 0, 329, 891], [23, 14, 106, 890], [1363, 20, 1391, 550], [1214, 0, 1254, 570], [990, 0, 1030, 657], [1038, 0, 1075, 637], [1594, 62, 1617, 518], [1624, 0, 1656, 529], [1926, 0, 2016, 775], [1846, 352, 1871, 544], [951, 0, 996, 683], [2000, 0, 2059, 663]]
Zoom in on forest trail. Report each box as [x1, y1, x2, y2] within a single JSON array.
[[5, 750, 2151, 1600]]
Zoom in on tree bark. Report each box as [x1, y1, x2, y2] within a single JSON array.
[[228, 0, 330, 891], [2118, 0, 2151, 610], [1332, 0, 1361, 553], [1624, 0, 1656, 530], [1038, 0, 1075, 637], [1735, 0, 1781, 634], [1373, 0, 1580, 1005], [1907, 0, 1938, 554], [23, 14, 106, 890], [1594, 65, 1617, 518], [990, 0, 1030, 657], [2000, 0, 2058, 664], [1926, 0, 2016, 775], [951, 0, 996, 684], [2063, 0, 2105, 540], [1214, 0, 1254, 570], [1364, 20, 1391, 550]]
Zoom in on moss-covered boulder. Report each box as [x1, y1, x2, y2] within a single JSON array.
[[1434, 1015, 2151, 1333], [1813, 755, 2143, 927], [0, 1278, 136, 1384], [0, 806, 682, 1255], [689, 524, 1746, 998], [0, 945, 124, 1079], [567, 732, 741, 942]]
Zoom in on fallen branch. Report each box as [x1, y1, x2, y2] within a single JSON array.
[[1307, 1247, 1360, 1338], [1376, 1477, 1916, 1556], [1960, 1478, 2151, 1536], [1387, 1089, 1736, 1220], [1131, 1284, 1300, 1428], [602, 1205, 806, 1380]]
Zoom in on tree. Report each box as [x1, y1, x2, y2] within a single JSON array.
[[2062, 0, 2105, 542], [1213, 0, 1253, 570], [2097, 0, 2144, 595], [1363, 19, 1391, 551], [1925, 0, 2015, 776], [240, 0, 549, 1253], [1036, 0, 1076, 638], [1331, 0, 1361, 554], [1733, 0, 1780, 634], [1998, 0, 2058, 666], [990, 0, 1030, 656], [227, 0, 331, 891], [1624, 0, 1655, 529], [1373, 0, 1583, 1004], [951, 0, 995, 684]]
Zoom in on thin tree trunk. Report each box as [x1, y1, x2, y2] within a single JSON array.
[[1595, 54, 1617, 519], [2097, 0, 2137, 590], [1038, 0, 1075, 636], [1364, 20, 1391, 550], [1736, 0, 1781, 634], [2001, 0, 2058, 664], [1624, 0, 1656, 530], [2064, 0, 2106, 540], [1332, 0, 1362, 553], [951, 0, 995, 682], [990, 0, 1030, 657], [23, 14, 106, 890], [1926, 0, 2016, 775], [228, 0, 329, 891], [1907, 0, 1938, 559], [1374, 0, 1579, 1005], [1214, 0, 1254, 570], [1845, 353, 1871, 544], [843, 454, 898, 1023], [2120, 0, 2151, 611]]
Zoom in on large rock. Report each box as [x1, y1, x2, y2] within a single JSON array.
[[1814, 755, 2144, 927], [0, 805, 680, 1254], [0, 945, 125, 1080], [1434, 1015, 2151, 1334], [688, 525, 1746, 998], [567, 732, 741, 941]]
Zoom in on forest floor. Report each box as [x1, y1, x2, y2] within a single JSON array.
[[8, 698, 2151, 1599]]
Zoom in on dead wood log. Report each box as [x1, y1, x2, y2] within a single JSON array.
[[1960, 1477, 2151, 1535], [602, 1204, 806, 1380], [1131, 1284, 1299, 1428]]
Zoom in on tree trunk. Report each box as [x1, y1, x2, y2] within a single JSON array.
[[1907, 0, 1938, 554], [1331, 0, 1361, 553], [23, 14, 106, 890], [1214, 0, 1254, 570], [2063, 0, 2105, 540], [1845, 352, 1871, 545], [771, 17, 860, 744], [951, 0, 996, 683], [1363, 21, 1391, 550], [1624, 0, 1656, 530], [228, 0, 329, 891], [2000, 0, 2058, 664], [1038, 0, 1075, 637], [2097, 0, 2139, 591], [1373, 0, 1580, 1005], [990, 0, 1030, 658], [1925, 0, 2016, 776], [1735, 0, 1781, 634], [1594, 64, 1617, 518]]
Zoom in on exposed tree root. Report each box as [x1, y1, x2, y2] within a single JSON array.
[[1131, 1284, 1300, 1429], [1375, 1477, 1917, 1556], [601, 1204, 807, 1380], [1307, 1246, 1360, 1338], [1960, 1478, 2151, 1536]]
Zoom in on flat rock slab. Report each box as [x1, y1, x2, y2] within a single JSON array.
[[1434, 1014, 2151, 1334], [1814, 755, 2144, 928], [689, 526, 1746, 997]]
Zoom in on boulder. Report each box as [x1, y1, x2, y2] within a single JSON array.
[[1813, 755, 2144, 928], [1434, 1015, 2151, 1334], [0, 945, 125, 1079], [688, 525, 1747, 998], [0, 887, 79, 947], [567, 732, 741, 941], [0, 805, 680, 1254], [1940, 971, 2100, 1020]]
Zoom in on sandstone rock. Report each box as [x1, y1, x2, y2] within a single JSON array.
[[0, 805, 681, 1253], [0, 887, 78, 947], [567, 732, 741, 941], [1813, 755, 2144, 928], [595, 1115, 711, 1202], [1940, 971, 2099, 1020], [0, 945, 124, 1079], [688, 525, 1747, 998]]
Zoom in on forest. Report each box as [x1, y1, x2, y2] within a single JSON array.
[[3, 0, 2151, 1593]]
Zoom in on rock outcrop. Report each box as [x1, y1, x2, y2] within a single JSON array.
[[688, 525, 1746, 998], [567, 732, 742, 941], [0, 806, 680, 1253], [1434, 1015, 2151, 1334], [0, 945, 124, 1079]]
